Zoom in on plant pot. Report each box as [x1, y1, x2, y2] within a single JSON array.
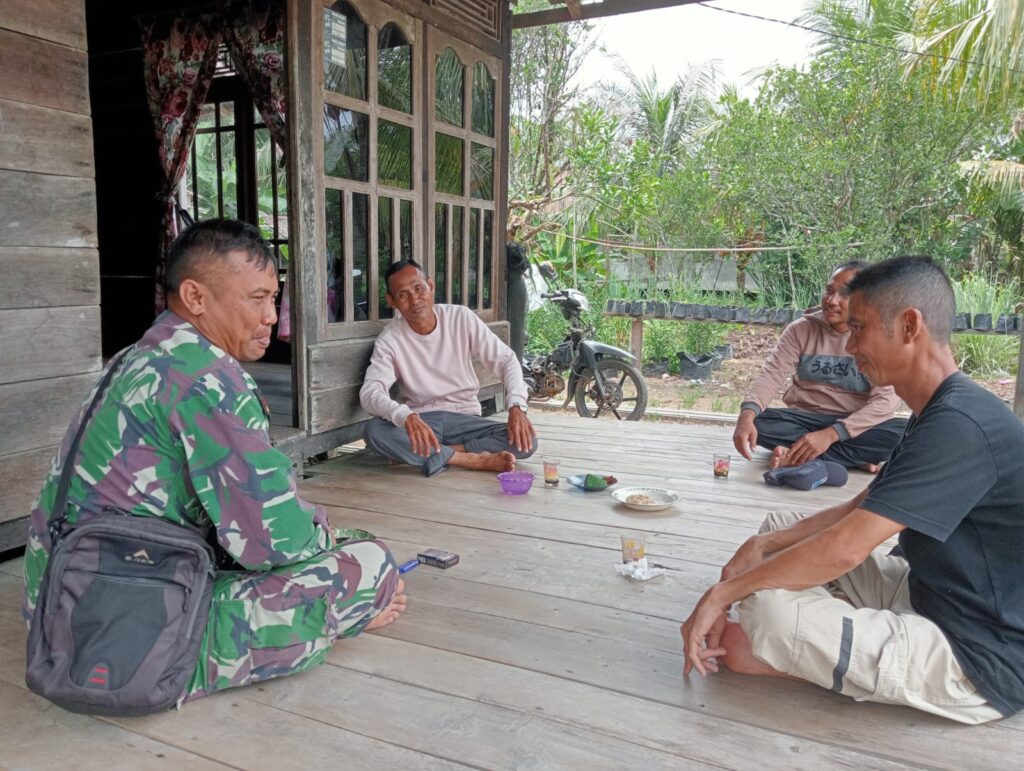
[[973, 313, 992, 332], [629, 301, 645, 316], [734, 307, 751, 323], [645, 300, 668, 317], [996, 314, 1012, 333], [751, 308, 770, 324], [714, 343, 733, 360], [709, 305, 731, 321], [690, 304, 709, 320], [678, 352, 715, 380], [642, 359, 670, 377], [953, 313, 970, 332], [670, 302, 687, 318]]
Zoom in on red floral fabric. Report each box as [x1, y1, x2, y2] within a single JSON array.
[[223, 0, 288, 153], [140, 13, 222, 312]]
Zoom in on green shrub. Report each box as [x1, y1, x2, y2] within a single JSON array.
[[951, 271, 1022, 378]]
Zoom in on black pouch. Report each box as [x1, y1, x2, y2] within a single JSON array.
[[24, 348, 215, 715], [26, 509, 214, 715]]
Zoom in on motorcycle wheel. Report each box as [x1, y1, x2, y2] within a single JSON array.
[[574, 360, 648, 420]]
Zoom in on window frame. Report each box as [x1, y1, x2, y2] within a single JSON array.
[[315, 0, 423, 340]]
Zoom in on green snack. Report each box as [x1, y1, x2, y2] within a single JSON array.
[[584, 472, 608, 491]]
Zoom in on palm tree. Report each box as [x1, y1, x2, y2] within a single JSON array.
[[621, 61, 719, 175], [903, 0, 1024, 111]]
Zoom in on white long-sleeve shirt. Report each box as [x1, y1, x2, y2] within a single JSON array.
[[360, 304, 530, 427]]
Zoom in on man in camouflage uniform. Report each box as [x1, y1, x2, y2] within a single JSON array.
[[23, 219, 405, 703]]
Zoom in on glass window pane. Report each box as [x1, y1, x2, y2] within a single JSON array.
[[435, 47, 464, 126], [197, 102, 216, 131], [378, 24, 412, 114], [482, 209, 492, 308], [378, 197, 394, 320], [470, 142, 493, 200], [255, 128, 274, 239], [323, 105, 369, 181], [434, 203, 447, 303], [451, 206, 464, 305], [192, 133, 218, 219], [400, 199, 413, 261], [219, 100, 235, 129], [219, 132, 237, 219], [353, 192, 369, 321], [469, 208, 479, 308], [435, 132, 464, 196], [472, 62, 494, 137], [274, 143, 289, 245], [323, 3, 367, 100], [378, 119, 412, 189], [325, 189, 345, 323]]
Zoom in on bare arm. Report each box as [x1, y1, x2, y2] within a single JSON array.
[[721, 486, 871, 580], [684, 502, 902, 676]]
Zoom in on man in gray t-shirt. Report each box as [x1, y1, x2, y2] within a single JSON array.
[[681, 256, 1024, 723]]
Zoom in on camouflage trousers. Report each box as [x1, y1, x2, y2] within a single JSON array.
[[181, 538, 397, 703]]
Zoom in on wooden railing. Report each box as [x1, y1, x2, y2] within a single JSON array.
[[603, 300, 1024, 418]]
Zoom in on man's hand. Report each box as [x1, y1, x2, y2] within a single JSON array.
[[733, 410, 758, 460], [720, 534, 770, 581], [785, 427, 839, 466], [507, 405, 536, 454], [681, 586, 731, 676], [404, 413, 441, 457]]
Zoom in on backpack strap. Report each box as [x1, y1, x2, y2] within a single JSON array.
[[48, 348, 133, 540]]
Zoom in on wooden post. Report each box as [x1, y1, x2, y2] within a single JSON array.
[[1014, 332, 1024, 419], [630, 317, 644, 364]]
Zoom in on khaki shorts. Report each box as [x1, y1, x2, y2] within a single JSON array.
[[736, 510, 1003, 724]]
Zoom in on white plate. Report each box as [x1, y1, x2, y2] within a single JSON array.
[[611, 486, 680, 512]]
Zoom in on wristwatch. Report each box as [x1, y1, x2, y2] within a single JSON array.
[[511, 402, 529, 413]]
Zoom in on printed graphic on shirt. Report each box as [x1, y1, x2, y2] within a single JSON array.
[[796, 354, 871, 393]]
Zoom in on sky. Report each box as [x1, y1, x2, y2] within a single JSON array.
[[572, 0, 818, 98]]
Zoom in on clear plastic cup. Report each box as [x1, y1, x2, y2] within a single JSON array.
[[620, 533, 646, 563], [713, 453, 731, 478], [543, 458, 560, 487]]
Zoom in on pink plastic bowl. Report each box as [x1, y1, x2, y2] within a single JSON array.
[[497, 470, 534, 495]]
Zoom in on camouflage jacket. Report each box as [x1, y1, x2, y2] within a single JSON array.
[[23, 311, 330, 621]]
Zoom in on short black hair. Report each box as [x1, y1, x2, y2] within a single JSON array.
[[384, 258, 425, 293], [844, 256, 955, 344], [165, 219, 276, 293], [832, 259, 870, 274]]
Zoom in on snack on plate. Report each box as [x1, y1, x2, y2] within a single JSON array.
[[626, 493, 656, 505], [583, 473, 618, 491]]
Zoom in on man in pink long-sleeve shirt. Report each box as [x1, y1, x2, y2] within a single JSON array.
[[360, 260, 538, 476], [733, 261, 907, 471]]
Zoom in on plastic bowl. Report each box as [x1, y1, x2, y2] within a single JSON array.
[[497, 470, 534, 495]]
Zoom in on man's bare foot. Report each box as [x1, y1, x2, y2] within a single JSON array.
[[366, 578, 407, 631], [859, 463, 881, 474], [449, 450, 516, 472], [717, 621, 799, 679], [769, 446, 791, 469]]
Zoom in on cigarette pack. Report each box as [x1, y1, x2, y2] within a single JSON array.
[[417, 548, 460, 569]]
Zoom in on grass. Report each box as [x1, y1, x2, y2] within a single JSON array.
[[951, 271, 1022, 378], [679, 386, 704, 409]]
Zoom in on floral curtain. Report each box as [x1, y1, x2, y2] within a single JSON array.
[[222, 0, 287, 153], [140, 14, 222, 312]]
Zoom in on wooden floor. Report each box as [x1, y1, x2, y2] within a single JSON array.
[[1, 413, 1022, 769]]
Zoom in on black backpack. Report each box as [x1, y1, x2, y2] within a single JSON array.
[[26, 350, 215, 715]]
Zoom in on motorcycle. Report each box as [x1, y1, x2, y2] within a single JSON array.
[[523, 263, 648, 420]]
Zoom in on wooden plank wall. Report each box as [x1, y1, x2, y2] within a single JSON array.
[[0, 0, 101, 547]]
